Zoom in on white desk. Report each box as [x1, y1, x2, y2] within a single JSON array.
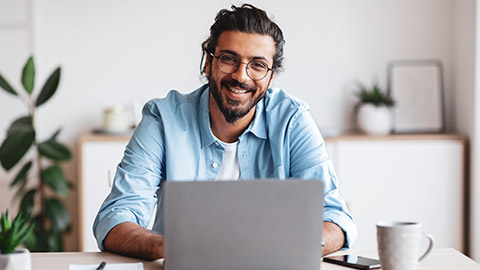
[[31, 248, 479, 269]]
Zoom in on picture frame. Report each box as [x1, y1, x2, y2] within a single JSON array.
[[387, 60, 445, 133]]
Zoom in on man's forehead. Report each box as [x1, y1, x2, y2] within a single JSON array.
[[215, 31, 276, 61]]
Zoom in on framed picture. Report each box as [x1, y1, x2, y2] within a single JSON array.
[[387, 60, 445, 133]]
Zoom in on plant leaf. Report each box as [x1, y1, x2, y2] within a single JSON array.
[[48, 128, 62, 141], [20, 189, 36, 215], [12, 211, 34, 248], [0, 127, 35, 170], [13, 178, 28, 202], [45, 198, 70, 232], [41, 166, 69, 196], [21, 56, 35, 94], [10, 161, 32, 187], [0, 212, 11, 233], [46, 230, 63, 251], [0, 73, 18, 96], [38, 140, 71, 161], [7, 116, 33, 135], [35, 67, 61, 107]]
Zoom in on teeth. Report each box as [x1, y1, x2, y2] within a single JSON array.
[[229, 87, 247, 94]]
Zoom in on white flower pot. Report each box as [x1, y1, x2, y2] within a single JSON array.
[[0, 248, 31, 270], [357, 104, 392, 135]]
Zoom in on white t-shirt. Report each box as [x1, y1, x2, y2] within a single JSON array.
[[215, 140, 241, 181]]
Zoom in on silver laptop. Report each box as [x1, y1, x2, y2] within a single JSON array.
[[164, 180, 324, 270]]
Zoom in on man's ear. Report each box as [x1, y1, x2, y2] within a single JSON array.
[[205, 53, 211, 78]]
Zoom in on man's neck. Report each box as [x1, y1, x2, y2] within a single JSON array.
[[209, 93, 255, 143]]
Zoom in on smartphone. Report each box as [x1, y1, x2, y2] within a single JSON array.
[[323, 255, 381, 269]]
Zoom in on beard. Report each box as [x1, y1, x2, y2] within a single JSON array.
[[209, 74, 266, 124]]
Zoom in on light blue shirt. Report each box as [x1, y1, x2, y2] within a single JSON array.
[[93, 84, 357, 250]]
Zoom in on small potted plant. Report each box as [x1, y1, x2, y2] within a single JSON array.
[[0, 210, 34, 270], [355, 83, 395, 135]]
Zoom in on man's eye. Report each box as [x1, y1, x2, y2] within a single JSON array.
[[220, 55, 238, 65], [250, 61, 267, 71]]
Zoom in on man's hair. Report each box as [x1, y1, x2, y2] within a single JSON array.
[[201, 4, 285, 75]]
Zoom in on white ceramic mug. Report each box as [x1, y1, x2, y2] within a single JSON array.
[[377, 221, 434, 270]]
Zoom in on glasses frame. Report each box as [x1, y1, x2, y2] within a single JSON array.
[[208, 52, 274, 81]]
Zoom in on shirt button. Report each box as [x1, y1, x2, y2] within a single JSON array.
[[212, 162, 218, 168]]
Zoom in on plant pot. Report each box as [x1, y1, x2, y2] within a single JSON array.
[[357, 104, 392, 135], [0, 248, 31, 270]]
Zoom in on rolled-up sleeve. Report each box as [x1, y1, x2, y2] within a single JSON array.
[[92, 101, 164, 251], [288, 109, 357, 248]]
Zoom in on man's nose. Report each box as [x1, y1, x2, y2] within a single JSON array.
[[231, 62, 250, 82]]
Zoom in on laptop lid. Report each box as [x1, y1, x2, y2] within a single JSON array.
[[164, 180, 324, 270]]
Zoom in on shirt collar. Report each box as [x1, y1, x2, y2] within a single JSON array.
[[199, 85, 268, 148]]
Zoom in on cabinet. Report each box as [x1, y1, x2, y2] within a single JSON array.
[[325, 134, 466, 252], [78, 134, 129, 251], [78, 133, 467, 253]]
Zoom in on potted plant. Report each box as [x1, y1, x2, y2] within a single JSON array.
[[355, 83, 395, 135], [0, 56, 72, 251], [0, 210, 34, 270]]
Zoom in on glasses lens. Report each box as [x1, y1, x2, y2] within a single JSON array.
[[216, 53, 270, 80], [218, 54, 238, 73], [247, 61, 268, 80]]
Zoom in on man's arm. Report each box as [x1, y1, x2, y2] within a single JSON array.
[[103, 222, 164, 260], [322, 221, 346, 255], [287, 109, 357, 250]]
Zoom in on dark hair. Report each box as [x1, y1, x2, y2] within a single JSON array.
[[201, 4, 285, 75]]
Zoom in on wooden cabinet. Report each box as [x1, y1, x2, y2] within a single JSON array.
[[77, 133, 467, 253], [325, 134, 466, 252], [77, 134, 129, 251]]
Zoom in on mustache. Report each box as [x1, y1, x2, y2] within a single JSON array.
[[220, 79, 254, 92]]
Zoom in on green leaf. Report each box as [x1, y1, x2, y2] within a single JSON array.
[[9, 210, 34, 250], [19, 189, 36, 215], [35, 67, 61, 107], [41, 166, 69, 196], [48, 128, 62, 141], [45, 198, 70, 232], [38, 140, 71, 161], [21, 56, 35, 94], [0, 73, 18, 96], [46, 230, 63, 251], [7, 116, 33, 136], [13, 178, 28, 201], [0, 128, 35, 170], [1, 212, 11, 232], [10, 161, 32, 187]]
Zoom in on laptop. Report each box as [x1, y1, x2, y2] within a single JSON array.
[[163, 180, 324, 270]]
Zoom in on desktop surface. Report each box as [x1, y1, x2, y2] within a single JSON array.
[[31, 248, 479, 270]]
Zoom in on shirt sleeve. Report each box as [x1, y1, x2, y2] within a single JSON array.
[[92, 101, 165, 251], [288, 109, 357, 248]]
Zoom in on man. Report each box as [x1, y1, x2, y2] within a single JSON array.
[[93, 4, 356, 260]]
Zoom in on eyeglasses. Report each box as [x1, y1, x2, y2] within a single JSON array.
[[208, 52, 274, 81]]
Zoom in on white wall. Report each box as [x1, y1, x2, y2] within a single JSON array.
[[453, 0, 477, 260], [0, 0, 474, 252], [0, 0, 32, 225], [473, 0, 480, 261]]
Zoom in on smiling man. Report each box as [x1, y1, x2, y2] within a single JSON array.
[[93, 4, 356, 260]]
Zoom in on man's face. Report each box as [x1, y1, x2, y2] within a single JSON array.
[[206, 31, 276, 124]]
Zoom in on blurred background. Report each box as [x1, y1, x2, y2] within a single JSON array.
[[0, 0, 478, 260]]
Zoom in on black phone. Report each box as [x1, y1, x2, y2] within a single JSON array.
[[323, 255, 381, 269]]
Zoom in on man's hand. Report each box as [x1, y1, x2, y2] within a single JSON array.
[[322, 221, 346, 255], [103, 222, 164, 260]]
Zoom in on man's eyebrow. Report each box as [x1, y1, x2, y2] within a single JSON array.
[[219, 49, 269, 61], [219, 49, 238, 56]]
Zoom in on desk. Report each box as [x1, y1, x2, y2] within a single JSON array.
[[31, 248, 479, 269]]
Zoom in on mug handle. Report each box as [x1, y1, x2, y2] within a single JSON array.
[[418, 234, 435, 262]]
